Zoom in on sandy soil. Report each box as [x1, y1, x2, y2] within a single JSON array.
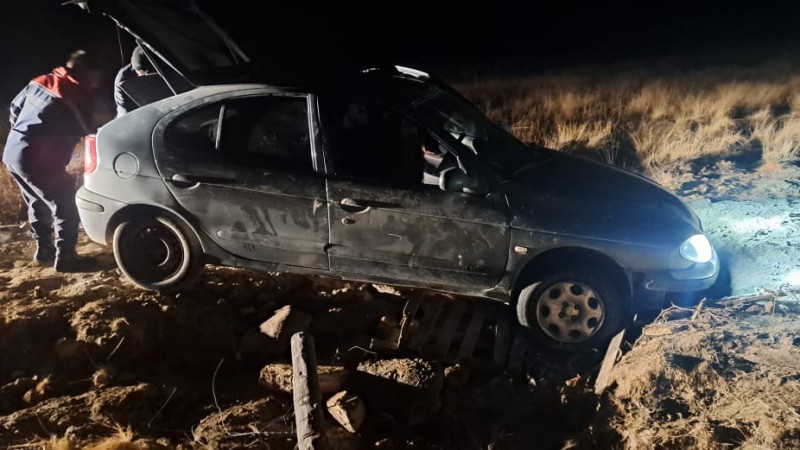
[[0, 162, 798, 449], [656, 162, 800, 300], [0, 230, 598, 449]]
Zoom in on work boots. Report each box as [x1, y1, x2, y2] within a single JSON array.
[[54, 248, 93, 273], [33, 242, 56, 265]]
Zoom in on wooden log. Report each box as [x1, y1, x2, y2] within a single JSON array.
[[691, 298, 708, 321], [458, 306, 486, 360], [291, 332, 329, 450], [594, 329, 625, 395], [433, 300, 467, 358], [493, 312, 513, 366], [408, 296, 445, 352], [507, 333, 530, 372], [712, 287, 800, 306]]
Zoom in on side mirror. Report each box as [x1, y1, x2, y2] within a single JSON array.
[[439, 167, 488, 195]]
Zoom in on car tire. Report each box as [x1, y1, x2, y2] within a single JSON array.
[[112, 215, 203, 291], [516, 266, 626, 351]]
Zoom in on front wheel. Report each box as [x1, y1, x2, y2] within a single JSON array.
[[516, 267, 627, 351], [112, 215, 203, 291]]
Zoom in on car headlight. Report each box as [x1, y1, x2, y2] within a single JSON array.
[[680, 234, 713, 263]]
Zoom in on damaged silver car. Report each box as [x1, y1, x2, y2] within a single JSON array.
[[73, 0, 719, 350]]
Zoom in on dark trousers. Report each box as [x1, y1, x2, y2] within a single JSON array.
[[5, 162, 78, 251]]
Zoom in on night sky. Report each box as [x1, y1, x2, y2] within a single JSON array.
[[2, 0, 800, 107]]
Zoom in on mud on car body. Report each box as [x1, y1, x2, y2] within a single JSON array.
[[73, 0, 719, 351]]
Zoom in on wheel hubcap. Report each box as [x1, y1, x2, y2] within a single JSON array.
[[141, 228, 175, 267], [124, 222, 183, 282], [535, 281, 605, 343]]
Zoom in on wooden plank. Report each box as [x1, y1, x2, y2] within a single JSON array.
[[433, 300, 467, 358], [408, 296, 446, 352], [291, 332, 330, 450], [507, 333, 529, 372], [458, 305, 486, 360], [493, 311, 513, 366], [594, 329, 625, 395]]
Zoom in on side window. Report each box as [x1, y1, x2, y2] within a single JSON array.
[[319, 97, 450, 187], [165, 95, 312, 170], [164, 103, 221, 154]]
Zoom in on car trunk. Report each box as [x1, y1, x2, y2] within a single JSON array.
[[69, 0, 251, 104]]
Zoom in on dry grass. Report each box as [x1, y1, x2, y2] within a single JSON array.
[[0, 140, 82, 225], [750, 115, 800, 164], [460, 61, 800, 187], [10, 423, 159, 450], [606, 306, 800, 449], [0, 122, 23, 224]]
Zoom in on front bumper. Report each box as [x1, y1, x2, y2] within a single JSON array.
[[642, 250, 720, 292], [76, 186, 128, 245]]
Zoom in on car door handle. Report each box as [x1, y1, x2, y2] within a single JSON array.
[[340, 198, 370, 214]]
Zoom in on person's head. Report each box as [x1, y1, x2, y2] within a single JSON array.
[[66, 50, 101, 90], [131, 46, 155, 76]]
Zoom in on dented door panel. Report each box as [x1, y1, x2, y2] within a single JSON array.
[[159, 160, 330, 269], [327, 179, 510, 288]]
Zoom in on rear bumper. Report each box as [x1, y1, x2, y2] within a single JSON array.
[[76, 186, 128, 245]]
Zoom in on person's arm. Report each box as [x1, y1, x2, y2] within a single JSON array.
[[9, 85, 27, 127]]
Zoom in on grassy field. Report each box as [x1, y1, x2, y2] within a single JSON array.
[[459, 61, 800, 188], [3, 60, 800, 223]]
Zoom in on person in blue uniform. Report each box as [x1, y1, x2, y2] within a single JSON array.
[[3, 50, 100, 272]]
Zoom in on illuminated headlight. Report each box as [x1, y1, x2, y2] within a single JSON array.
[[680, 234, 714, 263]]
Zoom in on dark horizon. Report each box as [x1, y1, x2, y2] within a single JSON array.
[[2, 0, 800, 104]]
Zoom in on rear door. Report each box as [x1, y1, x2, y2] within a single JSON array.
[[153, 92, 329, 269]]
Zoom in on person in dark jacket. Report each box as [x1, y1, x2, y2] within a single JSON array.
[[113, 45, 154, 117], [3, 50, 100, 272]]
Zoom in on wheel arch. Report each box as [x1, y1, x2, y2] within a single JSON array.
[[512, 247, 632, 309], [105, 204, 205, 253]]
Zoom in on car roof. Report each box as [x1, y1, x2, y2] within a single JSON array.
[[151, 65, 448, 110]]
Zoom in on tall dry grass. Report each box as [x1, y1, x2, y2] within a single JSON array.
[[0, 121, 24, 223], [460, 64, 800, 188]]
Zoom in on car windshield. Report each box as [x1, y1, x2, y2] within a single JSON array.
[[411, 87, 538, 176]]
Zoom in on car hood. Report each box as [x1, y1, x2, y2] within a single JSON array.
[[69, 0, 250, 87], [502, 149, 700, 247]]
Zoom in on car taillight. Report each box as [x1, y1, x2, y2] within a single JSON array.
[[84, 134, 97, 173]]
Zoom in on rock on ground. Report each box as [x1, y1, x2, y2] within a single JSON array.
[[355, 358, 443, 425], [259, 363, 348, 395]]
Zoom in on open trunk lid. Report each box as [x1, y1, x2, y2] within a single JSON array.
[[68, 0, 250, 87]]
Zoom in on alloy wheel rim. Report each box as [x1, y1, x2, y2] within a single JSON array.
[[535, 281, 605, 343]]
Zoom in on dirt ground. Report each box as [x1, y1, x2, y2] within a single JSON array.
[[0, 164, 799, 449]]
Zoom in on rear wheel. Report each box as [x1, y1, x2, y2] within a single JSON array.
[[112, 215, 203, 291], [516, 266, 627, 351]]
